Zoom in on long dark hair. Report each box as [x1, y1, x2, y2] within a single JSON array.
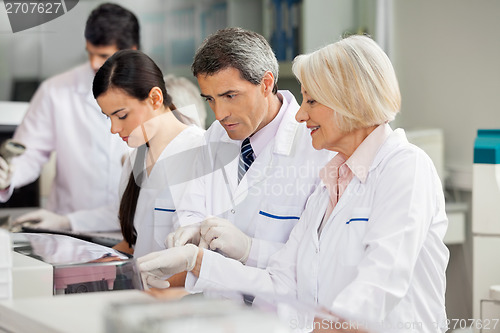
[[93, 50, 176, 248]]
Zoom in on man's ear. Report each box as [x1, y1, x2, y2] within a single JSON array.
[[261, 71, 275, 96]]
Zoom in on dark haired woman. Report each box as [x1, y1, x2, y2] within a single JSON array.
[[93, 49, 205, 258]]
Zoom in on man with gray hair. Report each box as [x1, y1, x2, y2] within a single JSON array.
[[163, 27, 332, 278]]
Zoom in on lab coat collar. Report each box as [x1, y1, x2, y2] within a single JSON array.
[[250, 92, 288, 157], [369, 127, 408, 173], [272, 90, 300, 156], [318, 124, 407, 191], [346, 123, 393, 183]]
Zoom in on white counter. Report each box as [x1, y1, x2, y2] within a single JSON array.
[[0, 289, 153, 333]]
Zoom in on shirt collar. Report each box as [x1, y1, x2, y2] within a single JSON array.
[[346, 123, 393, 183], [319, 153, 347, 186], [249, 92, 287, 157]]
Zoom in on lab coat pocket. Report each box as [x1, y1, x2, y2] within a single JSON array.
[[341, 208, 370, 266], [255, 203, 303, 243], [153, 198, 176, 246]]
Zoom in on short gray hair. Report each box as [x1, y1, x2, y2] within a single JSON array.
[[191, 27, 279, 94]]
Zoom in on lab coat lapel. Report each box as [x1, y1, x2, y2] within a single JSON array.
[[273, 92, 300, 156], [215, 136, 239, 197], [311, 184, 330, 245], [319, 178, 359, 239]]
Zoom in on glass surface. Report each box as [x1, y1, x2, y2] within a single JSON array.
[[12, 233, 128, 264], [12, 233, 144, 295]]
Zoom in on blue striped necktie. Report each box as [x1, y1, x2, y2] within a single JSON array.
[[238, 137, 254, 183]]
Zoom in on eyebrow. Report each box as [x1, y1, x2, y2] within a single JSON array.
[[218, 90, 238, 97], [101, 108, 125, 116], [200, 90, 239, 99]]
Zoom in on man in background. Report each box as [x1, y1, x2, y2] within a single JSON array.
[[0, 3, 140, 232]]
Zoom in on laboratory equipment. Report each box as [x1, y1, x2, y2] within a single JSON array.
[[11, 233, 143, 296], [472, 129, 500, 332]]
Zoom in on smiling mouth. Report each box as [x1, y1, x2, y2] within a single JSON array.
[[309, 126, 320, 135]]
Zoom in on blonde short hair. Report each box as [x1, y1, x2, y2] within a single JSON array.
[[292, 35, 401, 133]]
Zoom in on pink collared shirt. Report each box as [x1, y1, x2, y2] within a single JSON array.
[[320, 123, 393, 221]]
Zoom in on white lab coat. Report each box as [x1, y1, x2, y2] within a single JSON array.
[[176, 90, 334, 268], [124, 125, 205, 258], [1, 63, 129, 231], [188, 126, 449, 332]]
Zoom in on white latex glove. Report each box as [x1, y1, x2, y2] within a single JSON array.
[[165, 223, 201, 248], [137, 244, 199, 289], [0, 156, 13, 190], [200, 216, 252, 263], [13, 209, 71, 231]]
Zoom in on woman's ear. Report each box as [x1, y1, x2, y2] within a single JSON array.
[[261, 71, 275, 96], [149, 87, 164, 110]]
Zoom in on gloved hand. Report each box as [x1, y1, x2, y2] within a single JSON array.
[[0, 156, 13, 190], [137, 244, 199, 289], [200, 216, 252, 263], [13, 209, 71, 230], [165, 223, 201, 248]]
